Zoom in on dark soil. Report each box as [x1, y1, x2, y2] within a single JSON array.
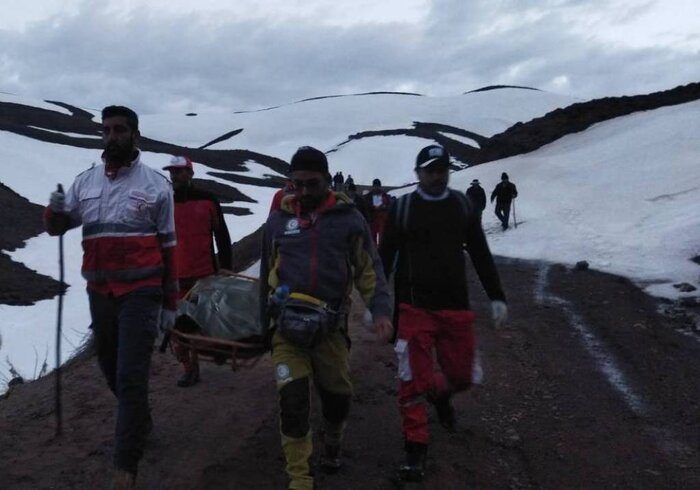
[[1, 257, 698, 489], [0, 182, 62, 304]]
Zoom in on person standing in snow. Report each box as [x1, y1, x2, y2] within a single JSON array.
[[163, 155, 232, 387], [332, 171, 345, 192], [44, 106, 177, 489], [466, 179, 486, 213], [260, 146, 392, 490], [364, 178, 391, 244], [379, 144, 507, 483], [490, 172, 518, 230], [344, 174, 355, 190]]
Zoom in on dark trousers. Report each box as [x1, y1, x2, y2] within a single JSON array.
[[495, 201, 511, 229], [88, 286, 162, 474]]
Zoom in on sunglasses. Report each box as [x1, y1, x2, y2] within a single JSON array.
[[292, 178, 324, 190]]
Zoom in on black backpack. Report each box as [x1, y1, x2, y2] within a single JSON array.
[[394, 189, 475, 232]]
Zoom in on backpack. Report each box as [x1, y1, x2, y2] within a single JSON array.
[[394, 189, 474, 233]]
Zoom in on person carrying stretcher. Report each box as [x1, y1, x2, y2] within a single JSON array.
[[163, 155, 233, 387]]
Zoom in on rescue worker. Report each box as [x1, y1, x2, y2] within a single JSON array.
[[163, 155, 233, 387], [44, 106, 177, 489], [260, 146, 392, 490], [364, 178, 391, 244], [490, 172, 518, 230], [379, 144, 508, 483]]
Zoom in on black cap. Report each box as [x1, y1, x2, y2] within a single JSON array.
[[372, 178, 382, 186], [289, 146, 328, 174], [416, 145, 449, 169], [501, 172, 509, 180]]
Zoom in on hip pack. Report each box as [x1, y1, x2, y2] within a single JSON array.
[[276, 292, 339, 348]]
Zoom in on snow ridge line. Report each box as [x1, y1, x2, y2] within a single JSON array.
[[534, 263, 693, 460]]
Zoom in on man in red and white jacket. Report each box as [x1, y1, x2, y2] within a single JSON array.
[[163, 155, 232, 387], [44, 105, 177, 489]]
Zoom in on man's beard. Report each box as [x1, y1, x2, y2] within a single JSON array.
[[103, 140, 134, 163], [299, 193, 326, 210], [172, 179, 188, 190]]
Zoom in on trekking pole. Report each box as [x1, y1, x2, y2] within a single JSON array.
[[55, 184, 64, 437], [512, 199, 518, 228]]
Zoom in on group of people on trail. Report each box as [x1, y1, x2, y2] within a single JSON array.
[[467, 172, 518, 230], [44, 105, 509, 490], [261, 143, 507, 488], [331, 171, 355, 192]]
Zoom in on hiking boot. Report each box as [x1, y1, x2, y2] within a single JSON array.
[[319, 443, 342, 473], [113, 468, 136, 490], [428, 393, 456, 432], [397, 441, 427, 482], [177, 368, 200, 388]]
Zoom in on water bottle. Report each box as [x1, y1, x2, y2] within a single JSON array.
[[270, 285, 290, 307]]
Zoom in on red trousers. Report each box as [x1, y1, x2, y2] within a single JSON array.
[[395, 303, 476, 444], [370, 212, 387, 245]]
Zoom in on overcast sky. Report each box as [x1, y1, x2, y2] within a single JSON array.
[[1, 0, 698, 113]]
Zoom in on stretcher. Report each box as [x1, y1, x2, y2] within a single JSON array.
[[164, 273, 268, 371]]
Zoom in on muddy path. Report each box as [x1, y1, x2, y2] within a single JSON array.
[[0, 257, 699, 489]]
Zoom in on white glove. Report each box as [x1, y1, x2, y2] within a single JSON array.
[[49, 189, 65, 213], [491, 300, 508, 327], [159, 309, 177, 333]]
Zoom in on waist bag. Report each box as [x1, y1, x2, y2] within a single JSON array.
[[276, 292, 339, 347]]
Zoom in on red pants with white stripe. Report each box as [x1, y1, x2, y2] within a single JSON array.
[[370, 212, 387, 245], [395, 303, 476, 444]]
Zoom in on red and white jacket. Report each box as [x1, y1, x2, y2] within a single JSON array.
[[45, 151, 178, 309]]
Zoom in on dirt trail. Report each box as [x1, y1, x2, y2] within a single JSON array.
[[1, 258, 699, 489]]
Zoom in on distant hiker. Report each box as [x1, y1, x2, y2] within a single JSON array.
[[163, 155, 232, 388], [490, 172, 518, 230], [332, 171, 345, 191], [44, 106, 177, 489], [344, 174, 355, 190], [345, 182, 369, 221], [260, 146, 392, 490], [269, 179, 295, 215], [466, 178, 486, 212], [364, 178, 391, 244], [379, 144, 507, 483]]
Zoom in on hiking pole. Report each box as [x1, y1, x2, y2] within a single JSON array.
[[512, 199, 518, 229], [55, 184, 64, 437]]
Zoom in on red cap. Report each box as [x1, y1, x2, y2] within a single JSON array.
[[163, 155, 193, 172]]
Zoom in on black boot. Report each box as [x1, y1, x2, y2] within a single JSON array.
[[177, 367, 200, 387], [319, 443, 342, 473], [398, 441, 427, 482], [428, 393, 456, 432]]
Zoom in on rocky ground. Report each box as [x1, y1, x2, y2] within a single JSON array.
[[1, 255, 698, 489], [0, 182, 62, 305]]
